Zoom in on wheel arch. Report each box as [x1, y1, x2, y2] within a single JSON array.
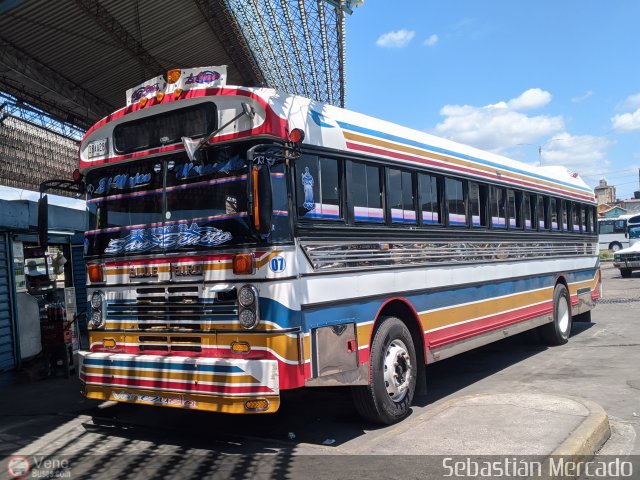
[[553, 274, 572, 315], [369, 297, 427, 397]]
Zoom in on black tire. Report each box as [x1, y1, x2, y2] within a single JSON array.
[[621, 269, 632, 278], [573, 310, 592, 323], [352, 317, 417, 424], [610, 242, 623, 252], [538, 283, 572, 345]]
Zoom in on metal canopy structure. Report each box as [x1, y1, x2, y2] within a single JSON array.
[[0, 0, 354, 136]]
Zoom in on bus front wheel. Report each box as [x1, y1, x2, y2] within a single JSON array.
[[352, 317, 417, 424], [538, 283, 572, 345]]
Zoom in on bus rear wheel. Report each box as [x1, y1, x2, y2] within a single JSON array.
[[610, 242, 623, 252], [538, 283, 572, 345], [352, 317, 417, 424]]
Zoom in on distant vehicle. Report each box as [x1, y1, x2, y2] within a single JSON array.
[[598, 216, 631, 252], [627, 214, 640, 247], [628, 225, 640, 248], [613, 240, 640, 277]]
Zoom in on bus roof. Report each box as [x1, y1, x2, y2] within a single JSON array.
[[80, 80, 595, 204]]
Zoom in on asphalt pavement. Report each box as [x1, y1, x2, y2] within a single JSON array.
[[1, 262, 638, 479]]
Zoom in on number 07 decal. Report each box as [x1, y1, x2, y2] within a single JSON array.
[[269, 255, 286, 273]]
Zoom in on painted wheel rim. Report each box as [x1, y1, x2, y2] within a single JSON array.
[[383, 339, 412, 402], [557, 295, 570, 334]]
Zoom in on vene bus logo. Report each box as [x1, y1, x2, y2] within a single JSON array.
[[7, 456, 30, 478]]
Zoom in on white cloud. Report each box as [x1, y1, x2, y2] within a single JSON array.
[[423, 34, 439, 47], [433, 89, 563, 152], [571, 91, 594, 103], [506, 88, 552, 110], [612, 109, 640, 132], [611, 93, 640, 132], [620, 93, 640, 110], [375, 29, 415, 48], [538, 133, 612, 173]]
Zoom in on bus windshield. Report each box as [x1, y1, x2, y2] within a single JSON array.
[[84, 142, 290, 257]]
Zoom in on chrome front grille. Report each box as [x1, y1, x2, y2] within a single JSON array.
[[107, 286, 238, 330]]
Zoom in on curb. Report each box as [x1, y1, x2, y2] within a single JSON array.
[[344, 392, 611, 457], [551, 397, 611, 457]]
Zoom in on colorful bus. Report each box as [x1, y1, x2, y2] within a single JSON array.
[[54, 67, 600, 424]]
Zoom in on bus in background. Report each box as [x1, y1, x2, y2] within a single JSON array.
[[597, 216, 630, 252], [40, 67, 600, 425], [628, 214, 640, 247]]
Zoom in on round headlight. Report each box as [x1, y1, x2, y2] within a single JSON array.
[[238, 285, 256, 307], [239, 309, 258, 329], [90, 310, 104, 329], [91, 291, 104, 310]]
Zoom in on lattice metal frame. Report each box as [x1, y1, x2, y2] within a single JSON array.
[[0, 92, 84, 141], [224, 0, 346, 106]]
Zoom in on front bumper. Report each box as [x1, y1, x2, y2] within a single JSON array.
[[79, 352, 280, 414]]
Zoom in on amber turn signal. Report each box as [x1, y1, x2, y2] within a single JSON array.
[[230, 341, 251, 354], [87, 263, 104, 283], [156, 92, 165, 102], [244, 399, 269, 411], [232, 254, 255, 275], [167, 69, 181, 84]]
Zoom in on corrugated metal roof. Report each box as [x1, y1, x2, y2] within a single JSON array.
[[0, 0, 262, 129]]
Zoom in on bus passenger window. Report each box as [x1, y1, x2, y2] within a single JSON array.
[[296, 155, 341, 220], [388, 169, 416, 224], [419, 174, 440, 225], [573, 203, 581, 232], [445, 178, 465, 226], [469, 182, 488, 227], [523, 193, 535, 230], [584, 206, 591, 233], [550, 198, 559, 231], [350, 162, 384, 223], [561, 200, 568, 231], [490, 186, 506, 229], [507, 190, 517, 228], [538, 196, 547, 230]]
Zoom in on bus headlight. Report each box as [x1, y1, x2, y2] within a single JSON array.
[[89, 291, 106, 329], [238, 285, 259, 329], [238, 285, 256, 307]]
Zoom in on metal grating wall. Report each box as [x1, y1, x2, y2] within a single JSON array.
[[0, 116, 78, 196], [0, 233, 16, 372]]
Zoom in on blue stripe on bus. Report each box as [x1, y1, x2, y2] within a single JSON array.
[[336, 120, 592, 194], [82, 357, 243, 373]]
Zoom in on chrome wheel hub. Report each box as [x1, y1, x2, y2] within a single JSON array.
[[383, 339, 412, 402], [558, 295, 570, 334]]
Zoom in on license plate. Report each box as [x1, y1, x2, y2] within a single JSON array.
[[88, 138, 108, 158]]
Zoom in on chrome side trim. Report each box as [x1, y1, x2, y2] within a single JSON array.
[[301, 240, 597, 272], [427, 314, 552, 363]]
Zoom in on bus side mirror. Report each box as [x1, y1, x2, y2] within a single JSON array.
[[250, 164, 273, 235], [38, 195, 49, 249]]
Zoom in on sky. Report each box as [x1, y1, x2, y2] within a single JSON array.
[[344, 0, 640, 199]]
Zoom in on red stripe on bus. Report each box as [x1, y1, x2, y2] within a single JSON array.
[[80, 374, 274, 395], [426, 301, 553, 349]]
